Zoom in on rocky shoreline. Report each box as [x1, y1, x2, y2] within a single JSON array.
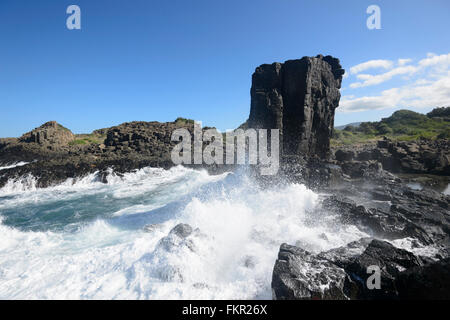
[[333, 137, 450, 176], [1, 54, 449, 299], [0, 120, 195, 188], [272, 169, 450, 299]]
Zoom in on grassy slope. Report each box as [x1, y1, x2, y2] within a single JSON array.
[[332, 107, 450, 146], [69, 133, 107, 146]]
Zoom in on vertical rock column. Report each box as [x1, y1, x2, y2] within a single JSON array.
[[248, 55, 344, 159]]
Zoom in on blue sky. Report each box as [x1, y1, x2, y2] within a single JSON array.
[[0, 0, 449, 137]]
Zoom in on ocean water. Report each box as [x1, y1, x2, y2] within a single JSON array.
[[0, 165, 423, 299]]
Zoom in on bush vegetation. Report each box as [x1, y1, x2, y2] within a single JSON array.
[[175, 117, 194, 125], [331, 108, 450, 146]]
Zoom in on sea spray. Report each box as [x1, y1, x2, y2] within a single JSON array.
[[0, 161, 30, 171], [0, 166, 368, 299], [0, 173, 38, 195]]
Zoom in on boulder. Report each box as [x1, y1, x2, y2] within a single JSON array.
[[343, 239, 423, 299], [271, 239, 448, 300], [335, 150, 355, 162], [157, 223, 196, 253], [169, 223, 194, 238], [272, 243, 350, 300]]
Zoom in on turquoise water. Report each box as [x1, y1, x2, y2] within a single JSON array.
[[0, 167, 205, 232]]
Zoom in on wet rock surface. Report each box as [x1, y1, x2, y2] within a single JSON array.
[[157, 224, 197, 253], [272, 162, 450, 300], [272, 243, 349, 300], [273, 238, 449, 300]]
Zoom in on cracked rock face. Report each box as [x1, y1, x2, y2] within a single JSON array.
[[272, 239, 450, 300], [248, 55, 344, 160], [19, 121, 75, 146], [272, 243, 350, 300], [333, 137, 450, 175]]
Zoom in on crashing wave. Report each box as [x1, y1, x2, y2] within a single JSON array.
[[0, 161, 30, 171], [0, 165, 371, 299]]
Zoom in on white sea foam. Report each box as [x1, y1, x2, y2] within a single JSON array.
[[0, 173, 38, 195], [0, 166, 370, 299], [0, 166, 224, 209], [0, 161, 29, 171], [391, 237, 440, 258], [444, 183, 450, 195]]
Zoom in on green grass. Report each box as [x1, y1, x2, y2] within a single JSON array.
[[69, 133, 106, 146], [332, 108, 450, 146], [69, 139, 88, 146]]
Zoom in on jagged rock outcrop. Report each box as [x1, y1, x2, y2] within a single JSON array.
[[322, 181, 450, 247], [19, 121, 74, 146], [0, 119, 196, 188], [271, 165, 450, 300], [0, 121, 76, 164], [272, 239, 450, 300], [272, 243, 350, 300], [248, 55, 344, 159], [104, 121, 193, 156], [333, 137, 450, 176], [377, 138, 450, 175]]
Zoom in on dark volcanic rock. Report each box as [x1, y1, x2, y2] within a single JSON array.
[[169, 223, 194, 238], [157, 223, 197, 253], [272, 238, 449, 300], [104, 121, 190, 154], [0, 120, 195, 188], [0, 121, 75, 164], [335, 150, 354, 162], [19, 121, 75, 146], [248, 55, 344, 160], [343, 239, 423, 299], [272, 243, 349, 300], [396, 257, 450, 300], [333, 137, 450, 176], [321, 183, 450, 248]]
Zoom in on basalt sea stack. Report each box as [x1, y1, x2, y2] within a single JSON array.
[[248, 55, 344, 159]]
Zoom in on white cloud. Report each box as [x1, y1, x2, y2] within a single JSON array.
[[350, 65, 418, 88], [349, 59, 393, 74], [347, 53, 450, 89], [339, 53, 450, 113], [418, 53, 450, 67], [398, 58, 412, 66], [339, 70, 450, 113], [340, 89, 402, 112]]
